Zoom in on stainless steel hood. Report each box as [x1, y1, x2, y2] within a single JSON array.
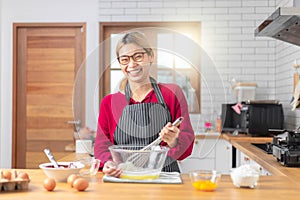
[[255, 7, 300, 46]]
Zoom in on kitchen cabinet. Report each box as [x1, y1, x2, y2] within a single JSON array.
[[178, 135, 232, 174], [215, 138, 232, 173], [235, 149, 271, 176]]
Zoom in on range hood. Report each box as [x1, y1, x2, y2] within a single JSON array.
[[255, 7, 300, 46]]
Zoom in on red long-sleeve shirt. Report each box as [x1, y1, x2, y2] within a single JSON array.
[[94, 83, 195, 168]]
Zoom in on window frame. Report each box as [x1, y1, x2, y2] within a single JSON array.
[[99, 22, 202, 113]]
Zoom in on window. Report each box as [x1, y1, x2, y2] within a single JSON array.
[[99, 22, 201, 113]]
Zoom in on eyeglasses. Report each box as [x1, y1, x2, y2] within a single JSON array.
[[118, 52, 147, 65]]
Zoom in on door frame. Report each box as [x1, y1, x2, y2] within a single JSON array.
[[12, 23, 86, 168]]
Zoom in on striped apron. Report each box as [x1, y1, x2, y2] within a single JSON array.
[[114, 78, 180, 172]]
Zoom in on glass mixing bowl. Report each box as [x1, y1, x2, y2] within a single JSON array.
[[108, 145, 169, 180]]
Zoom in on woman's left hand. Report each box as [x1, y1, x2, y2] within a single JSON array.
[[159, 122, 180, 148]]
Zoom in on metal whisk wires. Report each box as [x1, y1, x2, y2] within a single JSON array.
[[126, 117, 184, 168]]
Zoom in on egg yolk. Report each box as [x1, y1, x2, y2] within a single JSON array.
[[192, 180, 217, 191]]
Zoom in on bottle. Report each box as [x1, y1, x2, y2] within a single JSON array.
[[204, 121, 212, 133], [216, 116, 222, 133]]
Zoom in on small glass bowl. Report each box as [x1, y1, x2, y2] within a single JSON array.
[[189, 170, 221, 192]]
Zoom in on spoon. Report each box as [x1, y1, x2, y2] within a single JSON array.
[[44, 148, 59, 168]]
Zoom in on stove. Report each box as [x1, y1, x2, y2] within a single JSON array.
[[251, 129, 300, 167], [272, 130, 300, 167], [251, 142, 273, 154]]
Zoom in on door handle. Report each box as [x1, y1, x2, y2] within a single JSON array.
[[67, 120, 81, 125], [67, 120, 81, 132]]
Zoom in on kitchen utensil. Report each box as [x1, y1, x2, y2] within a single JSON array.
[[127, 117, 183, 167], [109, 145, 169, 180], [140, 116, 183, 151], [44, 148, 59, 168]]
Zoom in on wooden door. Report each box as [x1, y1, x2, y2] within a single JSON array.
[[12, 23, 86, 168]]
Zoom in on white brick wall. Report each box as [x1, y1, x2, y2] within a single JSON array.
[[275, 0, 300, 129], [98, 0, 300, 131]]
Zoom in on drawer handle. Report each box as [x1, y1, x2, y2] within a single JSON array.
[[244, 157, 250, 161]]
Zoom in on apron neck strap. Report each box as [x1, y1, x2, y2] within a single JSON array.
[[125, 77, 167, 107]]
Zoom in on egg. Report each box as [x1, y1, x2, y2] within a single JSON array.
[[67, 174, 79, 187], [73, 178, 89, 191], [17, 172, 30, 180], [43, 178, 56, 191], [3, 170, 12, 180]]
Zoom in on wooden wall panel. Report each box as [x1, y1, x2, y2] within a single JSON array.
[[27, 83, 73, 94], [27, 129, 73, 141], [26, 117, 74, 129], [27, 105, 73, 117], [27, 37, 76, 48], [27, 72, 74, 83], [27, 48, 75, 60], [27, 94, 72, 106], [27, 60, 74, 71], [26, 141, 71, 152], [26, 28, 77, 36]]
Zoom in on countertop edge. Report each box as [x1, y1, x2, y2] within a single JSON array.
[[221, 133, 300, 184]]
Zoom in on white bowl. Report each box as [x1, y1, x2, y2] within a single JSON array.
[[39, 162, 85, 182], [230, 164, 260, 188]]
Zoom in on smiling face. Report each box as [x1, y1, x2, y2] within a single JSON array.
[[118, 43, 153, 84]]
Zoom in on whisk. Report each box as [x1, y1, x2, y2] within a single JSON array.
[[141, 117, 183, 151], [124, 117, 184, 168]]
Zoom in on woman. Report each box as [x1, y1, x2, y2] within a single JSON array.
[[94, 31, 195, 177]]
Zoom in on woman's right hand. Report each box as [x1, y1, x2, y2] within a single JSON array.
[[102, 161, 122, 178]]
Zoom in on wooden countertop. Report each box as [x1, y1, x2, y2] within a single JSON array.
[[2, 134, 300, 199], [221, 133, 273, 143], [1, 168, 300, 200]]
